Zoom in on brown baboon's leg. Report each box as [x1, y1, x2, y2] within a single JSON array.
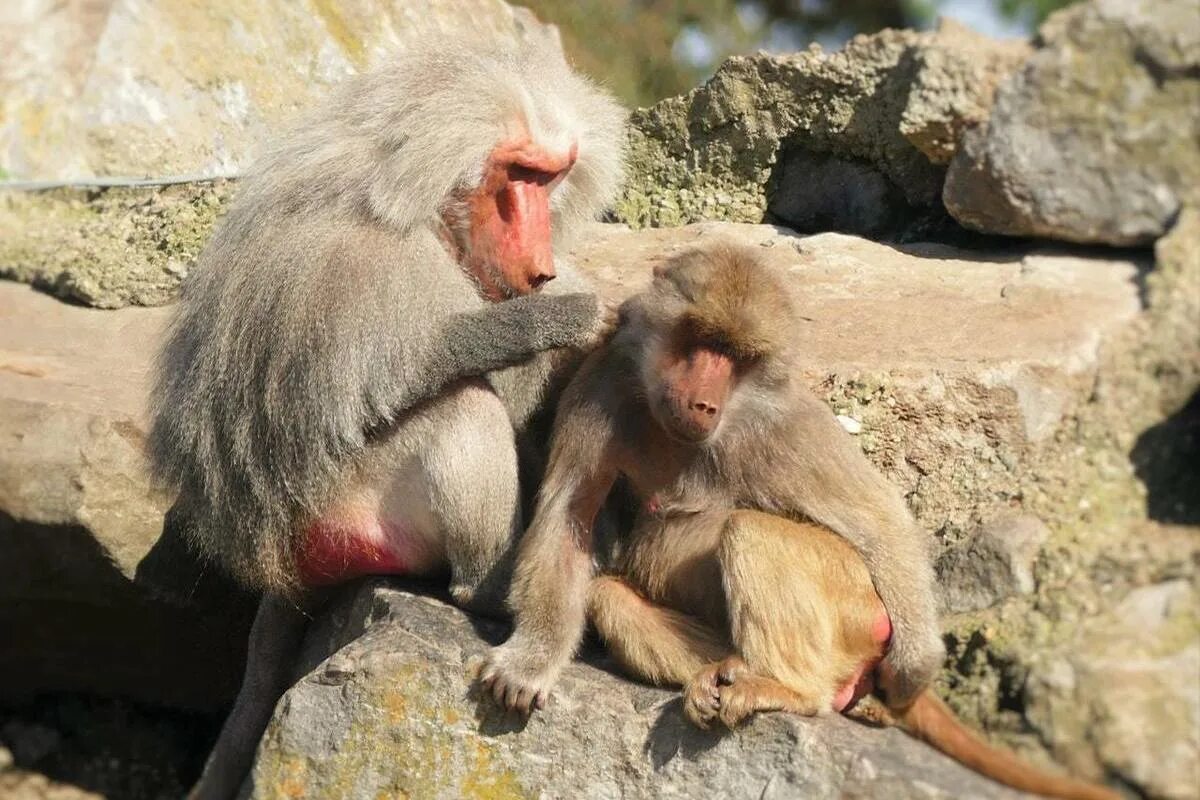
[[588, 574, 732, 689], [687, 655, 826, 729]]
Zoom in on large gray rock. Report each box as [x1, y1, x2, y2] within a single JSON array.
[[936, 516, 1050, 615], [615, 21, 1029, 240], [2, 221, 1194, 797], [0, 180, 233, 308], [0, 0, 557, 181], [0, 282, 251, 710], [943, 0, 1200, 246], [250, 581, 1028, 800]]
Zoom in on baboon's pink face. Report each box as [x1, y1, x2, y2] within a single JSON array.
[[462, 136, 577, 300], [656, 344, 736, 443]]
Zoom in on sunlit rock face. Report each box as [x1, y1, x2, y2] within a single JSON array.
[[944, 0, 1200, 246], [0, 0, 558, 182]]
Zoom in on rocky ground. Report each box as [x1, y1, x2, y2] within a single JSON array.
[[0, 696, 218, 800], [1, 0, 1197, 798]]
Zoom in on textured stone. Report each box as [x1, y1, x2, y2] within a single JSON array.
[[936, 516, 1050, 614], [0, 284, 170, 569], [943, 0, 1200, 246], [0, 180, 233, 308], [616, 23, 1029, 240], [0, 0, 557, 181], [251, 581, 1029, 800], [616, 31, 942, 237], [899, 20, 1031, 165], [1025, 579, 1200, 800], [0, 282, 251, 710]]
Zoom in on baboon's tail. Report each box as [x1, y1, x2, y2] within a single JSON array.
[[890, 692, 1121, 800]]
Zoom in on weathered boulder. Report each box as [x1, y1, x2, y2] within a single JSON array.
[[0, 283, 168, 570], [899, 20, 1031, 165], [3, 219, 1195, 797], [0, 180, 233, 309], [250, 581, 1028, 800], [0, 282, 252, 711], [0, 0, 557, 181], [615, 21, 1029, 239], [943, 0, 1200, 246], [1025, 577, 1200, 799], [935, 516, 1050, 615]]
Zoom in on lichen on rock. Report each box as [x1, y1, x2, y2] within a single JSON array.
[[943, 0, 1200, 246], [615, 20, 1030, 240], [0, 180, 233, 308]]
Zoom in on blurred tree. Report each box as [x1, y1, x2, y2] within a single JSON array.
[[519, 0, 749, 107], [522, 0, 1075, 108], [998, 0, 1076, 23]]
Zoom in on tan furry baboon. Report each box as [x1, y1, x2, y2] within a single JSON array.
[[483, 243, 1119, 800]]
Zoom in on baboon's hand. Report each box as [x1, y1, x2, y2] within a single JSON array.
[[475, 642, 558, 715], [877, 622, 944, 709], [532, 293, 611, 352]]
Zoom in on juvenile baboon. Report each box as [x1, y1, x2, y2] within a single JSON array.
[[150, 41, 625, 799], [485, 243, 1119, 799], [481, 242, 945, 714], [590, 511, 1119, 800]]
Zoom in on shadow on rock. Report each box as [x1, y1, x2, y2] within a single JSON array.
[[466, 678, 533, 737], [644, 697, 723, 768], [134, 503, 255, 612], [1131, 388, 1200, 525]]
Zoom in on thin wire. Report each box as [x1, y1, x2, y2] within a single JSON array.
[[0, 171, 242, 191]]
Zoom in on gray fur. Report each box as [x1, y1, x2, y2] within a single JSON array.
[[150, 40, 626, 593]]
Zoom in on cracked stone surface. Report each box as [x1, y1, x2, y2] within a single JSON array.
[[943, 0, 1200, 245], [2, 220, 1193, 797]]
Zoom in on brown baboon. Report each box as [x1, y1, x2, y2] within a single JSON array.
[[483, 243, 1119, 800], [481, 242, 944, 714], [150, 40, 625, 799]]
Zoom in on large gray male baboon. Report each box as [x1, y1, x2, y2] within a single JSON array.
[[150, 40, 625, 799]]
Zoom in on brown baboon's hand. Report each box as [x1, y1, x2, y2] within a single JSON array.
[[683, 662, 723, 729], [877, 624, 945, 709], [595, 299, 622, 342], [474, 643, 556, 716]]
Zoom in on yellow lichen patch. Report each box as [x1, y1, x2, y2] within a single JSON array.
[[460, 740, 527, 800], [274, 755, 311, 799], [382, 686, 409, 724], [311, 0, 367, 68]]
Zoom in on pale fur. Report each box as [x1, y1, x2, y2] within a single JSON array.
[[150, 40, 626, 593]]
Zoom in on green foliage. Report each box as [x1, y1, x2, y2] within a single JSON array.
[[998, 0, 1077, 23], [520, 0, 750, 108]]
